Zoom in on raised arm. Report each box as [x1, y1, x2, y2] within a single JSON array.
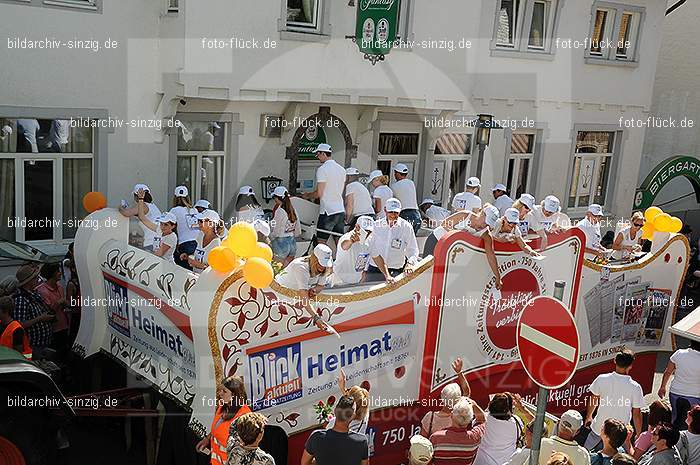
[[482, 233, 503, 290], [452, 358, 471, 398], [136, 191, 158, 232]]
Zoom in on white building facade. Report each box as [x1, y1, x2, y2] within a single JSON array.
[[0, 0, 669, 255]]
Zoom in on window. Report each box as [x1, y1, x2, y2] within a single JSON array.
[[568, 131, 615, 209], [507, 133, 534, 198], [433, 134, 472, 205], [395, 0, 415, 42], [3, 0, 101, 12], [378, 133, 419, 155], [492, 0, 560, 55], [286, 0, 321, 32], [0, 118, 93, 243], [587, 2, 644, 63], [177, 121, 226, 210]]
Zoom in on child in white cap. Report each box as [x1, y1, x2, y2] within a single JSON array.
[[167, 185, 200, 269], [270, 186, 300, 266], [181, 209, 224, 273], [119, 183, 162, 251], [136, 210, 178, 262]]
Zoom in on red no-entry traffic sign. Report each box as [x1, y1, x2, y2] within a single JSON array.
[[517, 296, 580, 389]]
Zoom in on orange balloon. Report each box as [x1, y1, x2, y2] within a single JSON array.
[[208, 246, 238, 273], [227, 222, 258, 257], [243, 257, 274, 289], [82, 191, 107, 213], [250, 242, 273, 262], [641, 222, 655, 240]]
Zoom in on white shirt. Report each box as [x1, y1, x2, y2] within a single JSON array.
[[333, 231, 371, 285], [589, 372, 645, 436], [169, 206, 200, 243], [474, 414, 522, 465], [532, 205, 570, 233], [153, 231, 178, 262], [50, 119, 70, 145], [538, 437, 591, 465], [452, 192, 482, 212], [345, 181, 374, 216], [491, 218, 523, 243], [316, 159, 346, 215], [326, 411, 370, 436], [271, 206, 299, 239], [142, 202, 162, 247], [192, 231, 221, 274], [372, 185, 393, 219], [425, 205, 450, 227], [505, 448, 530, 465], [681, 431, 700, 465], [614, 226, 643, 260], [17, 119, 39, 151], [494, 194, 514, 215], [236, 207, 265, 224], [390, 178, 419, 210], [669, 348, 700, 397], [275, 257, 329, 290], [368, 217, 419, 269], [576, 217, 603, 251], [518, 211, 542, 236]]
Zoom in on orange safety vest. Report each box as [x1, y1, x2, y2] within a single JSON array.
[[0, 320, 32, 359], [209, 404, 251, 465]]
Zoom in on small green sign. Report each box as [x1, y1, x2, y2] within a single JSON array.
[[634, 155, 700, 210], [355, 0, 400, 64], [298, 125, 326, 160]]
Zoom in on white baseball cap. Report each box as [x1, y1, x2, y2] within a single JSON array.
[[313, 244, 334, 268], [196, 209, 220, 223], [519, 194, 535, 210], [420, 198, 435, 207], [504, 208, 520, 224], [174, 185, 189, 197], [239, 186, 254, 195], [157, 212, 178, 224], [368, 169, 384, 183], [466, 177, 481, 188], [346, 167, 360, 176], [357, 216, 375, 231], [461, 192, 482, 212], [272, 186, 288, 198], [588, 203, 604, 216], [559, 410, 584, 434], [194, 199, 211, 209], [252, 219, 270, 237], [492, 183, 507, 192], [409, 435, 434, 464], [543, 195, 561, 213], [394, 163, 409, 174], [483, 205, 500, 229], [385, 198, 402, 212], [314, 143, 332, 154], [133, 183, 150, 194]]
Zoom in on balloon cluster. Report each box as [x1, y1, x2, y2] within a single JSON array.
[[641, 206, 683, 240], [83, 191, 107, 213], [207, 222, 274, 288]]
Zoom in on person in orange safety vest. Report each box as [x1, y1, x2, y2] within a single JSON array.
[[0, 296, 32, 359]]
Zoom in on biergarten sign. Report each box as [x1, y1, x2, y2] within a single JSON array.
[[298, 125, 326, 160], [634, 155, 700, 210], [355, 0, 400, 64]]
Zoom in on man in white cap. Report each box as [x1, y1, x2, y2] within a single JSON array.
[[391, 163, 421, 234], [491, 184, 513, 216], [576, 204, 611, 258], [516, 193, 549, 251], [532, 195, 571, 233], [119, 183, 162, 250], [452, 177, 482, 213], [537, 410, 589, 465], [419, 198, 450, 228], [344, 167, 374, 229], [333, 216, 375, 285], [491, 208, 540, 256], [302, 143, 346, 245], [366, 198, 419, 283], [408, 434, 434, 465]]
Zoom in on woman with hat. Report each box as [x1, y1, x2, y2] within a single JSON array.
[[181, 209, 224, 273], [137, 194, 179, 263], [12, 265, 55, 352], [344, 167, 374, 230], [235, 186, 265, 224], [369, 169, 393, 220], [163, 186, 199, 269], [118, 183, 162, 251], [270, 186, 300, 266]]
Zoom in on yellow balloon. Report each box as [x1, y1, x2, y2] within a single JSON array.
[[641, 222, 655, 240], [227, 222, 258, 257], [653, 213, 673, 232], [644, 207, 663, 223], [243, 257, 274, 289], [668, 217, 683, 234], [208, 246, 238, 273], [250, 242, 273, 262]]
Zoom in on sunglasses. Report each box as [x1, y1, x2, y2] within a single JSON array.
[[633, 222, 644, 227], [508, 221, 519, 225]]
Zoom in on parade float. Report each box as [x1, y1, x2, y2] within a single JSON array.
[[71, 204, 689, 464]]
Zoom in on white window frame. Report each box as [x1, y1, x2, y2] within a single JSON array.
[[279, 0, 331, 40], [1, 0, 101, 12], [491, 0, 563, 58], [176, 125, 227, 209], [585, 2, 645, 65], [166, 0, 178, 13], [566, 130, 620, 213], [395, 0, 416, 43]]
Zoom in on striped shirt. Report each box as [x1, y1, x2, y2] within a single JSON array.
[[430, 422, 486, 465]]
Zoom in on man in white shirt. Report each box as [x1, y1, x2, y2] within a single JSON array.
[[584, 349, 645, 451], [452, 177, 482, 213], [538, 411, 591, 465], [344, 167, 374, 229], [517, 194, 549, 251], [576, 204, 612, 259], [366, 198, 419, 283], [48, 119, 70, 152], [16, 118, 40, 153], [302, 143, 347, 245], [419, 198, 450, 228], [333, 216, 374, 285], [532, 195, 571, 233], [391, 164, 421, 234], [492, 184, 513, 215]]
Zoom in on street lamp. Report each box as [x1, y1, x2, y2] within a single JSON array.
[[474, 114, 494, 179], [260, 175, 283, 203]]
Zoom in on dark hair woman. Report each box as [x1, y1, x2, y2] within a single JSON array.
[[269, 186, 300, 266]]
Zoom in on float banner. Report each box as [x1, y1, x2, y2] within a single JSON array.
[[245, 301, 416, 412]]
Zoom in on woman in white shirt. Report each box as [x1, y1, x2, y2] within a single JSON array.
[[235, 186, 265, 223], [492, 208, 540, 257], [136, 207, 178, 263], [180, 209, 223, 273], [474, 393, 532, 465], [658, 340, 700, 426], [333, 216, 374, 285], [168, 186, 200, 270], [344, 168, 375, 229], [612, 212, 645, 260], [118, 183, 162, 251], [269, 186, 300, 266], [368, 170, 393, 219]]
